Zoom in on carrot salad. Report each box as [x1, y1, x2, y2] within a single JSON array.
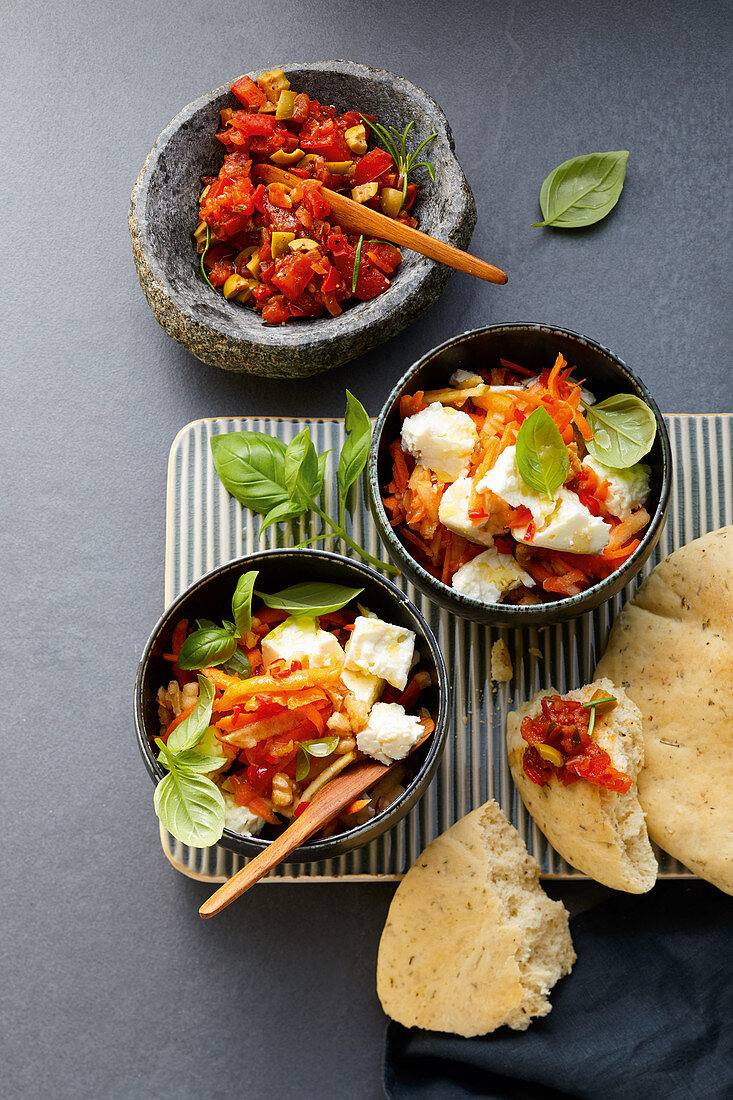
[[382, 356, 653, 604]]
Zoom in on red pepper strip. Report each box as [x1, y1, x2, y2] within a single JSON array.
[[171, 619, 188, 658], [293, 801, 310, 818]]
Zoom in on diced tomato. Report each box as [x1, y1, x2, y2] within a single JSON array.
[[364, 242, 402, 274], [271, 252, 315, 300], [228, 110, 282, 137], [327, 232, 391, 300], [261, 295, 292, 324], [231, 75, 267, 109], [353, 147, 394, 185], [228, 773, 279, 823], [299, 119, 352, 161]]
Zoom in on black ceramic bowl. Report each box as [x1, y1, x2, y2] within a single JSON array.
[[135, 549, 449, 862], [129, 60, 476, 379], [367, 323, 672, 626]]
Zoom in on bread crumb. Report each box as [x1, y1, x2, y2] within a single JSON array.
[[491, 639, 513, 683], [529, 647, 542, 658]]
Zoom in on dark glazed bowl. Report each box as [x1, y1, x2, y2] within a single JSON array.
[[367, 323, 672, 626], [129, 60, 477, 378], [135, 549, 449, 862]]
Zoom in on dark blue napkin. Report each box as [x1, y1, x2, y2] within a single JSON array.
[[384, 883, 733, 1100]]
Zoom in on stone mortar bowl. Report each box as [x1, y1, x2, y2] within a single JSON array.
[[129, 60, 477, 379]]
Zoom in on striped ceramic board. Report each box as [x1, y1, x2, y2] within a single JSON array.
[[161, 414, 732, 883]]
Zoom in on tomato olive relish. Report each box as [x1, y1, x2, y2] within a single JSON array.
[[520, 691, 632, 793], [155, 579, 434, 846], [382, 354, 655, 604], [194, 68, 428, 324]]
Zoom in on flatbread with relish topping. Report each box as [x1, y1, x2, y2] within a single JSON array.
[[595, 526, 733, 895], [507, 680, 657, 893], [376, 800, 574, 1036]]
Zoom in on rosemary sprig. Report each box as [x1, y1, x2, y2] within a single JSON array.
[[352, 234, 364, 293], [360, 115, 437, 209], [200, 224, 216, 291]]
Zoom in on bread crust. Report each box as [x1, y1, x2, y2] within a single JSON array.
[[595, 526, 733, 895], [507, 679, 657, 893]]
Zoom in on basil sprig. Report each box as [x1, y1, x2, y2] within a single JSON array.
[[210, 393, 397, 574], [257, 581, 364, 618], [585, 394, 657, 469], [296, 735, 341, 781], [516, 407, 570, 499], [154, 674, 226, 847], [177, 570, 259, 670], [532, 151, 629, 229], [155, 738, 226, 847]]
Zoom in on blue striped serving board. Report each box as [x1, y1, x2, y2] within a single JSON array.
[[160, 414, 732, 883]]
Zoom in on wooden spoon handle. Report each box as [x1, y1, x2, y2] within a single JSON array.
[[253, 164, 508, 285]]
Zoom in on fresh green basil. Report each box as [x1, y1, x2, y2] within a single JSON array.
[[153, 762, 225, 847], [172, 749, 229, 773], [256, 581, 364, 618], [585, 394, 656, 468], [210, 432, 293, 515], [531, 151, 629, 229], [337, 391, 371, 524], [284, 428, 323, 507], [232, 570, 258, 638], [516, 406, 570, 498], [295, 735, 341, 780], [177, 626, 237, 671], [166, 674, 216, 753], [220, 649, 252, 677]]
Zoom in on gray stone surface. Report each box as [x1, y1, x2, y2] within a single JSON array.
[[2, 1, 731, 1098], [130, 61, 476, 377]]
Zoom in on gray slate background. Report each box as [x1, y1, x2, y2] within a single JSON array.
[[2, 1, 731, 1097]]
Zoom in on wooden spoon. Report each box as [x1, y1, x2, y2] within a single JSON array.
[[199, 727, 434, 918], [253, 164, 508, 285]]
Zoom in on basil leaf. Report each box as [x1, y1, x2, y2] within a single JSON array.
[[177, 627, 238, 671], [301, 735, 340, 758], [284, 428, 322, 507], [232, 570, 258, 638], [585, 394, 657, 468], [516, 406, 569, 498], [173, 750, 229, 773], [220, 648, 251, 678], [210, 432, 291, 515], [532, 151, 629, 229], [258, 498, 306, 539], [153, 768, 225, 847], [166, 675, 216, 752], [256, 581, 363, 617], [196, 618, 218, 630], [337, 391, 371, 521], [296, 745, 311, 782]]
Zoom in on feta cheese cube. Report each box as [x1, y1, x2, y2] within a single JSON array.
[[356, 702, 424, 764], [261, 615, 344, 670], [582, 456, 650, 519], [222, 791, 265, 837], [438, 476, 496, 546], [452, 546, 534, 603], [515, 489, 610, 554], [341, 666, 385, 708], [476, 445, 557, 528], [401, 404, 477, 483], [344, 616, 416, 690]]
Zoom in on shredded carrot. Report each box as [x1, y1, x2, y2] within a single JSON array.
[[164, 704, 195, 740], [201, 667, 240, 691], [217, 665, 343, 710]]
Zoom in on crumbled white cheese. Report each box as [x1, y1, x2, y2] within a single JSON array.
[[344, 616, 416, 691], [401, 404, 478, 482], [452, 546, 534, 603], [515, 489, 610, 555], [438, 476, 496, 546], [490, 638, 513, 683], [222, 792, 266, 837], [356, 702, 424, 764], [341, 666, 385, 708], [582, 456, 650, 519], [261, 615, 344, 670], [476, 445, 558, 528]]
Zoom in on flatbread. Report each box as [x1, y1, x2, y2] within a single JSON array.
[[376, 800, 574, 1036], [507, 680, 657, 892], [595, 526, 733, 894]]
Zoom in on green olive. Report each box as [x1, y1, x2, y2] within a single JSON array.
[[380, 187, 404, 219]]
